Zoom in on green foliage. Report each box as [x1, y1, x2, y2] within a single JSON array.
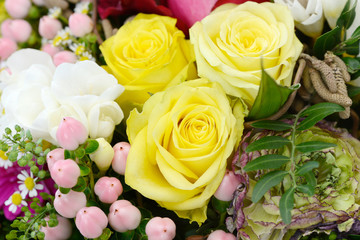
[[246, 102, 344, 224], [247, 68, 298, 120]]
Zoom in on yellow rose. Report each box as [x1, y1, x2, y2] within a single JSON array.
[[125, 79, 246, 224], [100, 13, 196, 118], [189, 2, 303, 107]]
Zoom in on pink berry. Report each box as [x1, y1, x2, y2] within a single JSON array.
[[50, 159, 80, 188], [112, 142, 130, 175], [108, 200, 141, 232], [0, 38, 17, 60], [214, 169, 241, 202], [53, 51, 77, 66], [145, 217, 176, 240], [5, 0, 31, 18], [94, 176, 123, 204], [46, 148, 64, 172], [56, 117, 88, 150], [54, 189, 87, 218], [42, 43, 61, 57], [68, 13, 93, 37], [1, 19, 32, 43], [41, 215, 72, 240], [207, 230, 236, 240], [39, 16, 62, 40], [75, 206, 108, 239]]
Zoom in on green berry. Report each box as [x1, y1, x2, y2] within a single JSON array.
[[8, 151, 18, 162], [15, 125, 21, 132], [35, 146, 43, 154], [18, 158, 27, 167], [37, 156, 45, 165], [36, 231, 45, 239], [25, 153, 33, 161], [30, 165, 39, 175], [25, 142, 34, 151], [48, 219, 58, 227], [5, 127, 11, 135], [27, 161, 35, 167], [38, 170, 46, 179]]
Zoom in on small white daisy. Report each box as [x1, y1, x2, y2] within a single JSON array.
[[48, 7, 62, 18], [74, 2, 91, 14], [0, 150, 13, 169], [69, 42, 86, 56], [4, 191, 28, 213], [79, 51, 95, 61], [17, 170, 44, 198]]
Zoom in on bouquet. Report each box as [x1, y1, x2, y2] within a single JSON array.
[[0, 0, 360, 239]]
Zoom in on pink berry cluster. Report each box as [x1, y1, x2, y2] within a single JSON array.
[[43, 117, 177, 239], [0, 0, 95, 65]]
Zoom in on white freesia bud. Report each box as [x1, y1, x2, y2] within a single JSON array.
[[322, 0, 347, 29], [87, 101, 123, 140], [90, 138, 114, 173], [274, 0, 324, 38]]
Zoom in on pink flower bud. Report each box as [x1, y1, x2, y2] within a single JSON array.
[[1, 19, 32, 43], [41, 215, 72, 240], [108, 200, 141, 232], [41, 43, 61, 57], [68, 13, 93, 37], [207, 230, 236, 240], [145, 217, 176, 240], [39, 16, 62, 40], [50, 159, 80, 188], [112, 142, 130, 175], [53, 51, 77, 66], [214, 169, 241, 202], [94, 176, 123, 204], [56, 117, 88, 150], [5, 0, 31, 18], [54, 189, 87, 218], [46, 148, 64, 172], [76, 206, 108, 239], [0, 38, 17, 60]]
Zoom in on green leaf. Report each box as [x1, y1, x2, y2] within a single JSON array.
[[296, 141, 336, 153], [304, 171, 317, 187], [297, 184, 315, 196], [245, 136, 290, 153], [296, 161, 319, 176], [72, 176, 87, 192], [59, 187, 70, 194], [297, 103, 345, 130], [336, 0, 357, 30], [113, 230, 135, 240], [243, 154, 290, 172], [79, 164, 91, 176], [343, 57, 360, 73], [279, 187, 295, 224], [211, 197, 231, 213], [251, 170, 288, 203], [64, 149, 71, 159], [350, 25, 360, 40], [247, 68, 294, 120], [313, 26, 342, 59], [343, 40, 360, 56], [348, 85, 360, 97], [85, 139, 99, 154], [94, 228, 113, 240], [74, 148, 86, 159], [251, 120, 292, 131]]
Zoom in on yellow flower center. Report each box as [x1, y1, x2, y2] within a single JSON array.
[[0, 150, 8, 160], [11, 193, 22, 206], [75, 45, 85, 55], [53, 36, 62, 46], [24, 177, 35, 190]]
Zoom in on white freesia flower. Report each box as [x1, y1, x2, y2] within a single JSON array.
[[322, 0, 347, 29], [0, 49, 125, 144], [347, 0, 360, 45], [274, 0, 324, 38]]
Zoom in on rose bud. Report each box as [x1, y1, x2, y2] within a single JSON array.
[[5, 0, 31, 18], [90, 138, 114, 173], [46, 148, 64, 172], [0, 38, 17, 60], [56, 117, 88, 150], [94, 176, 123, 204], [112, 142, 130, 175], [1, 19, 32, 43], [50, 159, 80, 188], [75, 206, 108, 239], [54, 189, 87, 218], [214, 169, 241, 202], [39, 16, 62, 40], [53, 51, 77, 66], [207, 230, 236, 240], [41, 215, 72, 240], [108, 200, 141, 232], [145, 217, 176, 240], [68, 13, 93, 37]]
